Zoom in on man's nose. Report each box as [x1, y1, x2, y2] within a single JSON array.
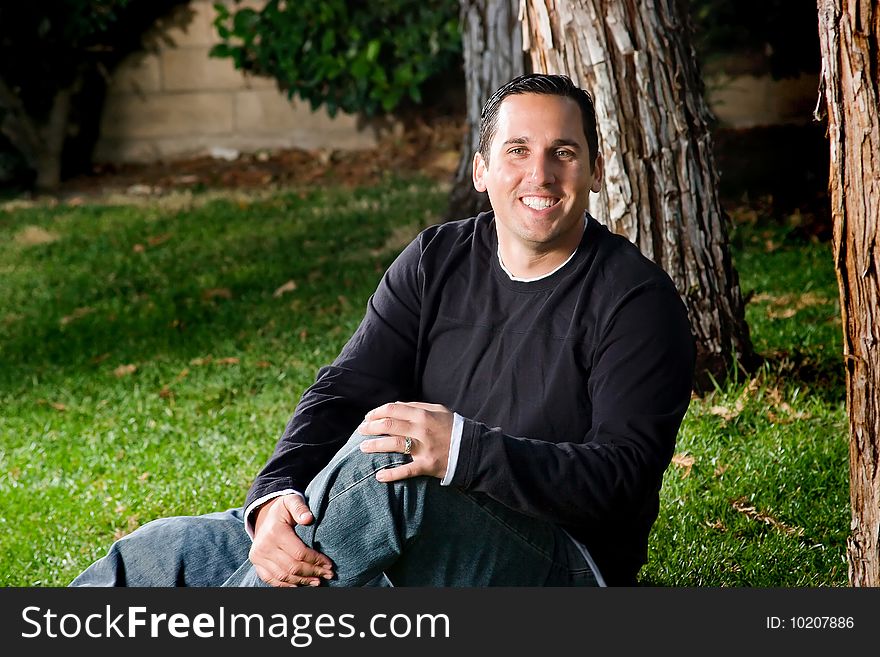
[[529, 155, 556, 184]]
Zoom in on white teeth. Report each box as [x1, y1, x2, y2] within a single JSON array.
[[521, 196, 557, 210]]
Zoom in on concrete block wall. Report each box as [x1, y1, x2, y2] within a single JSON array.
[[94, 0, 817, 164], [94, 0, 383, 164], [705, 72, 819, 129]]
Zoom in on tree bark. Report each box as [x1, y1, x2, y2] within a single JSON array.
[[448, 0, 525, 219], [0, 78, 72, 193], [520, 0, 756, 389], [816, 0, 880, 587]]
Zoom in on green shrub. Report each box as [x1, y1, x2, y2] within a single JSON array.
[[211, 0, 461, 117]]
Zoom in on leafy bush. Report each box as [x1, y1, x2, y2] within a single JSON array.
[[211, 0, 461, 117]]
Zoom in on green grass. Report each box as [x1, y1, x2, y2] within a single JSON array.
[[643, 220, 848, 586], [0, 183, 848, 586]]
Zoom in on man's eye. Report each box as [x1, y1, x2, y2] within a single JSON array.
[[508, 147, 527, 155], [555, 150, 574, 159]]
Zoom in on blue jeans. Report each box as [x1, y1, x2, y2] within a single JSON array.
[[71, 432, 599, 587]]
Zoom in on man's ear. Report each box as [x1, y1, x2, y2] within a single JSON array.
[[472, 152, 487, 192], [590, 153, 604, 193]]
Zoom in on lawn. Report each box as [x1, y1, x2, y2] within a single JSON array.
[[0, 180, 848, 586]]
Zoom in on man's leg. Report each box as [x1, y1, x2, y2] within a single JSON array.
[[228, 432, 599, 587], [70, 508, 250, 587]]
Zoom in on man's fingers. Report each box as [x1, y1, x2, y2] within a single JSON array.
[[359, 435, 411, 454], [253, 558, 322, 588], [375, 463, 419, 483], [358, 415, 414, 437], [250, 540, 334, 585], [283, 495, 314, 525]]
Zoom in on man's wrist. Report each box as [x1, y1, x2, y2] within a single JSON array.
[[441, 412, 465, 486], [244, 489, 298, 538]]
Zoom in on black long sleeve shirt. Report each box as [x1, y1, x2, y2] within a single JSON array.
[[246, 212, 695, 585]]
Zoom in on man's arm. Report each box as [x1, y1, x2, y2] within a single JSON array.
[[245, 233, 426, 584], [360, 281, 694, 534], [452, 281, 694, 529], [247, 234, 424, 510]]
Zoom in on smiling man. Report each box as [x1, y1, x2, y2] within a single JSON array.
[[73, 74, 695, 589]]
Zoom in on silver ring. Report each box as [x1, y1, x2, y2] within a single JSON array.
[[403, 436, 412, 455]]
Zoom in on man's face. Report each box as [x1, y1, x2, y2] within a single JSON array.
[[473, 93, 603, 257]]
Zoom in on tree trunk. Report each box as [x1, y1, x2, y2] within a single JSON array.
[[0, 78, 72, 193], [521, 0, 755, 389], [816, 0, 880, 587], [34, 87, 73, 193], [448, 0, 525, 219]]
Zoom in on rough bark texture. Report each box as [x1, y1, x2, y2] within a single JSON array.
[[817, 0, 880, 587], [448, 0, 525, 218], [521, 0, 755, 389]]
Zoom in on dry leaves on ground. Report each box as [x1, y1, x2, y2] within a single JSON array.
[[60, 306, 95, 326], [113, 364, 137, 377], [671, 453, 696, 477], [730, 497, 805, 537], [273, 280, 298, 298], [751, 291, 830, 319]]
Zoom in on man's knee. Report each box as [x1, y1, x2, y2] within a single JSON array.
[[310, 432, 413, 505]]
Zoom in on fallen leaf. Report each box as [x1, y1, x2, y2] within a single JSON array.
[[158, 386, 173, 399], [190, 356, 213, 366], [92, 353, 111, 364], [730, 497, 805, 537], [767, 307, 797, 319], [273, 280, 298, 298], [50, 402, 67, 412], [175, 368, 190, 381], [147, 233, 172, 247], [671, 453, 695, 477], [132, 243, 145, 253], [202, 287, 233, 301], [216, 357, 240, 365], [255, 360, 272, 368], [138, 472, 150, 481], [709, 404, 741, 421], [714, 464, 729, 477], [60, 306, 95, 326], [113, 364, 137, 377]]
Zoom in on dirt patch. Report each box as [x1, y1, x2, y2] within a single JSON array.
[[58, 116, 466, 202], [14, 225, 60, 246]]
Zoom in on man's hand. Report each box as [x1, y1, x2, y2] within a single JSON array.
[[249, 494, 335, 587], [357, 401, 454, 481]]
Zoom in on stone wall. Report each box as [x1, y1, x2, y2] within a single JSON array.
[[94, 0, 818, 164], [705, 72, 818, 129], [93, 0, 384, 164]]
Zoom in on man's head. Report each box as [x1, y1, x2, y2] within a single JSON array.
[[472, 75, 604, 272], [478, 73, 600, 171]]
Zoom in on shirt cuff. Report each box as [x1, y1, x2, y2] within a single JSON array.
[[243, 488, 299, 539], [440, 412, 464, 486]]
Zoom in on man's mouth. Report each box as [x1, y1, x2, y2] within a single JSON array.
[[520, 196, 560, 210]]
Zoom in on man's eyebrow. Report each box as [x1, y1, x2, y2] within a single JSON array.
[[549, 138, 582, 150], [501, 137, 582, 150]]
